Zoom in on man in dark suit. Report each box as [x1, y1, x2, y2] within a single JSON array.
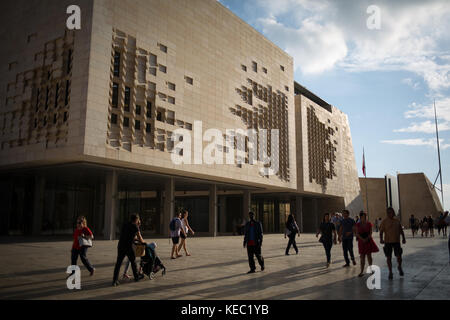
[[243, 211, 265, 274]]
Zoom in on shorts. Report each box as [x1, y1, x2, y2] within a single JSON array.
[[383, 243, 402, 258], [180, 233, 186, 239], [171, 237, 180, 245]]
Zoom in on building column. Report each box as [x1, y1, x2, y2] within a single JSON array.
[[219, 195, 227, 233], [313, 198, 319, 231], [32, 175, 45, 235], [162, 178, 175, 237], [104, 170, 118, 240], [295, 196, 303, 233], [243, 190, 251, 220], [209, 184, 217, 237]]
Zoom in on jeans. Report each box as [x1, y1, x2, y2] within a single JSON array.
[[322, 241, 333, 263], [247, 245, 264, 271], [113, 246, 139, 282], [285, 233, 298, 255], [342, 238, 355, 265], [71, 247, 94, 273]]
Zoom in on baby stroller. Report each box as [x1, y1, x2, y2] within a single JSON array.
[[140, 242, 166, 280]]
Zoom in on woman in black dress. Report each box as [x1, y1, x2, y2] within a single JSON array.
[[284, 213, 300, 255], [316, 213, 337, 268]]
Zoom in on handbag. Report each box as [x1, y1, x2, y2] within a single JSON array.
[[78, 235, 93, 248], [285, 228, 291, 236], [133, 243, 146, 257]]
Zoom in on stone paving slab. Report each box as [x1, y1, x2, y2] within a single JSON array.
[[0, 233, 449, 300]]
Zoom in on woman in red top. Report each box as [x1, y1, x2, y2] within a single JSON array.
[[71, 216, 95, 276], [356, 211, 379, 277]]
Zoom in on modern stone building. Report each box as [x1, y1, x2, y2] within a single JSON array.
[[360, 173, 443, 227], [0, 0, 362, 238]]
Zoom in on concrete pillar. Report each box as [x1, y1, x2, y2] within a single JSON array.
[[162, 178, 175, 237], [209, 184, 217, 237], [313, 198, 319, 231], [295, 196, 303, 233], [243, 190, 251, 219], [219, 195, 227, 233], [32, 175, 45, 235], [104, 170, 118, 240]]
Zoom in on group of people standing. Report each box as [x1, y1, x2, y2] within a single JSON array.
[[409, 212, 449, 238], [315, 208, 406, 279]]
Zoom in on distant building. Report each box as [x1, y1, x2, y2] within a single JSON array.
[[359, 173, 443, 227]]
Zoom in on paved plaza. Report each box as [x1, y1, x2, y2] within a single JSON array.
[[0, 232, 449, 300]]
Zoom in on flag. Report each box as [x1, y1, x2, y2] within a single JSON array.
[[362, 148, 366, 177]]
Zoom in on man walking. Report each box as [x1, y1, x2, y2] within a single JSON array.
[[243, 211, 264, 274], [339, 210, 356, 267], [112, 214, 145, 286], [380, 207, 406, 280]]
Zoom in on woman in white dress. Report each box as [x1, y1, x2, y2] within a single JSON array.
[[177, 209, 195, 256]]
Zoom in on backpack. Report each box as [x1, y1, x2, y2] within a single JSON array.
[[169, 218, 178, 231]]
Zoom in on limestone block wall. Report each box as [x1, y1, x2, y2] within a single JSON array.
[[398, 173, 443, 227], [359, 177, 388, 223], [297, 94, 362, 213], [83, 0, 297, 190], [0, 0, 94, 167]]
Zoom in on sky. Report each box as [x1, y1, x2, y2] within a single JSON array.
[[219, 0, 450, 210]]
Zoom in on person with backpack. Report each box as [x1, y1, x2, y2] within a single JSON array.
[[284, 213, 300, 255], [170, 212, 186, 259]]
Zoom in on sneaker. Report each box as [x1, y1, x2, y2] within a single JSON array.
[[162, 268, 167, 276], [285, 253, 290, 256], [398, 267, 404, 276], [326, 262, 330, 268], [112, 281, 120, 287], [388, 273, 393, 280], [358, 273, 364, 277], [352, 260, 357, 266], [122, 273, 131, 280], [90, 268, 95, 277], [247, 270, 256, 274], [342, 264, 350, 268], [261, 266, 265, 271]]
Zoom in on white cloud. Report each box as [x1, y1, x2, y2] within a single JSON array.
[[402, 78, 420, 90], [251, 0, 450, 92], [258, 17, 347, 74], [404, 98, 450, 122], [381, 138, 450, 150], [394, 121, 450, 134]]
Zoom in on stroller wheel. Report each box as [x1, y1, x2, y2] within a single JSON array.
[[150, 272, 155, 280]]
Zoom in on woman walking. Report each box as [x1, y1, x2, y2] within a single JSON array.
[[71, 216, 95, 276], [356, 211, 379, 277], [177, 209, 195, 256], [316, 213, 337, 268], [285, 213, 300, 255]]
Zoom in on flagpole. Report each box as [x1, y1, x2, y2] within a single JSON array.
[[363, 147, 370, 221]]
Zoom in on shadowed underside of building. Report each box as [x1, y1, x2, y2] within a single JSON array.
[[0, 0, 362, 238]]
